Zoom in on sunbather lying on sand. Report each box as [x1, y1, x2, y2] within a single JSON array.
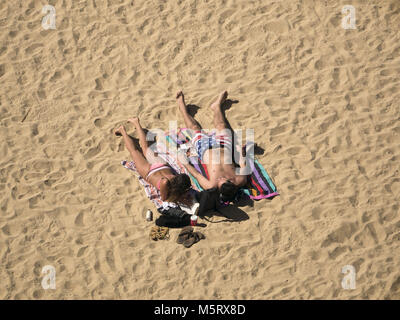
[[177, 90, 250, 202], [114, 117, 192, 204]]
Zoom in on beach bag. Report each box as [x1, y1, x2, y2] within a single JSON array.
[[195, 188, 221, 217], [156, 207, 191, 228]]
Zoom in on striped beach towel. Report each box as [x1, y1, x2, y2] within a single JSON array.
[[166, 128, 279, 200]]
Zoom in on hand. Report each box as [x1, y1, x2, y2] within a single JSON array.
[[235, 143, 241, 152], [235, 143, 245, 156], [177, 150, 189, 165]]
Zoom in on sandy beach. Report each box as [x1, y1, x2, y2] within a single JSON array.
[[0, 0, 399, 299]]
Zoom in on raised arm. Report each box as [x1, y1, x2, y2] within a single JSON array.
[[234, 145, 251, 187], [237, 146, 251, 176], [178, 152, 214, 190], [183, 161, 215, 190]]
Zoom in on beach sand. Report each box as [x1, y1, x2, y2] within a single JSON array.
[[0, 0, 399, 299]]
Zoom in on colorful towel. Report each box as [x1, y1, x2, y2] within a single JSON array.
[[165, 128, 279, 200]]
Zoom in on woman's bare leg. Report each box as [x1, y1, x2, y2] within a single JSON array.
[[176, 91, 202, 131], [128, 117, 148, 155], [127, 117, 164, 165], [114, 125, 150, 178]]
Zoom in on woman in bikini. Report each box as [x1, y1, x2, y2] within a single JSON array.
[[114, 117, 192, 204]]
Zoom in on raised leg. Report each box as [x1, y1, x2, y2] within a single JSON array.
[[128, 117, 148, 155], [176, 91, 202, 131], [211, 91, 233, 165], [210, 90, 228, 131], [114, 125, 150, 178], [128, 117, 165, 164]]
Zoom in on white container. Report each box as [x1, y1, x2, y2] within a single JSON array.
[[146, 209, 153, 221]]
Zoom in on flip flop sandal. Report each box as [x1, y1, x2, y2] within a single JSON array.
[[183, 231, 205, 248], [194, 231, 205, 241], [176, 226, 193, 244]]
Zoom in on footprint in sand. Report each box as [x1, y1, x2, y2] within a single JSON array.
[[74, 212, 84, 227], [321, 222, 358, 248], [0, 64, 5, 77], [94, 118, 104, 128], [84, 143, 101, 159], [106, 250, 116, 271], [77, 246, 88, 257]]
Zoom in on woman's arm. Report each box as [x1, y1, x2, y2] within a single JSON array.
[[178, 152, 214, 189], [183, 162, 214, 190]]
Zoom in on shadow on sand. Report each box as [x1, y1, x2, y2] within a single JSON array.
[[201, 205, 250, 223]]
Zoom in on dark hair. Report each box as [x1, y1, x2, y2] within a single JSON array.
[[220, 181, 237, 203], [165, 174, 191, 203]]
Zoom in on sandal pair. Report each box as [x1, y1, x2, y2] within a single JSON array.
[[176, 226, 205, 248], [150, 226, 170, 241]]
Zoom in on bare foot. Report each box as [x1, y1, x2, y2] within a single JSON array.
[[211, 90, 228, 111], [176, 90, 186, 111], [127, 117, 140, 127], [114, 125, 126, 136]]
